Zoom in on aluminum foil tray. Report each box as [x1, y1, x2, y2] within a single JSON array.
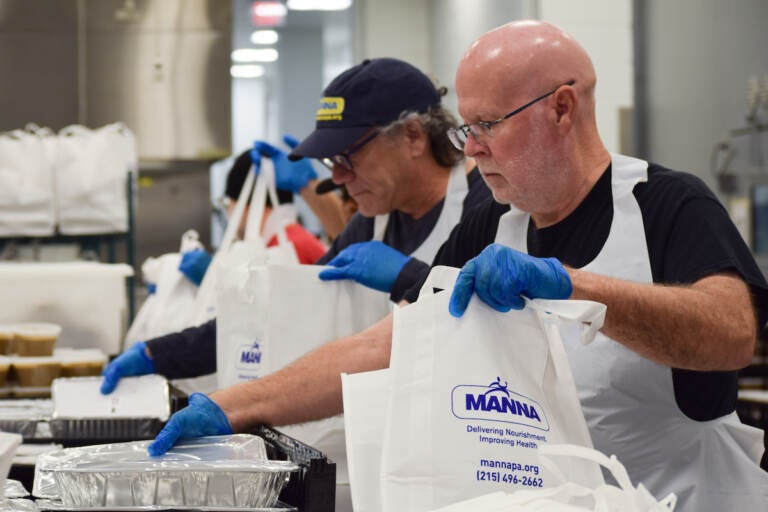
[[34, 434, 299, 509], [35, 499, 296, 511], [0, 419, 40, 438], [47, 418, 163, 440], [0, 498, 38, 511], [0, 399, 52, 438], [5, 478, 30, 498]]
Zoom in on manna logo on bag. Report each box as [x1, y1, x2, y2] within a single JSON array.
[[451, 377, 550, 431], [236, 341, 263, 370]]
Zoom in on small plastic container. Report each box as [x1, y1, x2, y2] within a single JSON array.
[[0, 325, 15, 355], [13, 324, 61, 357], [0, 356, 11, 388], [56, 349, 107, 378], [11, 357, 61, 388]]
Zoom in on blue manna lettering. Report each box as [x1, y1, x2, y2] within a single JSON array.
[[236, 341, 263, 370], [451, 377, 550, 431]]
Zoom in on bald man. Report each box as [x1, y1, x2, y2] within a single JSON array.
[[433, 20, 768, 510], [150, 21, 768, 510]]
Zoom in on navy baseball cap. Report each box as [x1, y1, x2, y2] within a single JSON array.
[[289, 58, 441, 160]]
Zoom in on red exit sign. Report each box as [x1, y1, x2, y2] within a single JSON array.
[[251, 1, 287, 27]]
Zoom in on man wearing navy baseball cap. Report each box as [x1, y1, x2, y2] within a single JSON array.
[[288, 57, 443, 161], [138, 54, 492, 465], [251, 57, 491, 299]]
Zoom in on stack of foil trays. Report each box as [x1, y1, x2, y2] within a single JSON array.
[[33, 434, 299, 510]]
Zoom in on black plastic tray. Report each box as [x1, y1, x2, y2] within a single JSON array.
[[253, 426, 336, 512]]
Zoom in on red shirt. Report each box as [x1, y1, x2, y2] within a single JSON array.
[[267, 223, 327, 264]]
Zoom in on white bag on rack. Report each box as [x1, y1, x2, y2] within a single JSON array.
[[55, 123, 137, 234], [123, 229, 206, 350], [0, 126, 56, 236], [380, 266, 606, 512]]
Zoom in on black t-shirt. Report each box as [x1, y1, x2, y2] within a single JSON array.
[[317, 167, 490, 301], [404, 163, 768, 422], [318, 167, 489, 262], [149, 167, 491, 378]]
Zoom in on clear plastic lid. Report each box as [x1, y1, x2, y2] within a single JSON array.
[[34, 435, 300, 508], [51, 375, 169, 420], [13, 323, 61, 339], [40, 434, 288, 472]]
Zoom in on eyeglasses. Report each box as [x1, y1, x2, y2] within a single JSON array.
[[319, 129, 381, 172], [447, 80, 575, 150]]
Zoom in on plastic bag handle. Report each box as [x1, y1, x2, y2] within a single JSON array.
[[525, 299, 607, 345], [58, 124, 92, 137], [179, 229, 204, 254], [24, 123, 54, 136], [220, 168, 255, 250], [416, 265, 460, 301], [243, 160, 290, 248], [536, 444, 678, 511]]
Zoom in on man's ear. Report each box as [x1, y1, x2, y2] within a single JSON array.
[[402, 119, 428, 157], [553, 86, 577, 128]]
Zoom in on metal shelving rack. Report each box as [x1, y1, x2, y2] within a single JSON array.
[[0, 172, 137, 321]]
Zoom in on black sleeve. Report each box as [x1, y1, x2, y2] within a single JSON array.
[[402, 198, 509, 303], [641, 169, 768, 328], [146, 319, 217, 379], [315, 213, 374, 264], [639, 167, 768, 421], [390, 257, 430, 302], [669, 196, 768, 326]]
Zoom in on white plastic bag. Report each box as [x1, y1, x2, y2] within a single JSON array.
[[123, 230, 205, 349], [216, 264, 391, 387], [0, 126, 56, 236], [427, 444, 678, 512], [189, 160, 297, 326], [55, 123, 137, 234], [216, 263, 392, 510], [341, 368, 393, 512], [380, 266, 606, 512]]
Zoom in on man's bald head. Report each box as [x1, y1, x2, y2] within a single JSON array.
[[457, 20, 596, 114], [454, 20, 610, 227]]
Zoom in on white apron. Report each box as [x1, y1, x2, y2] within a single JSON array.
[[373, 163, 468, 262], [494, 153, 768, 511]]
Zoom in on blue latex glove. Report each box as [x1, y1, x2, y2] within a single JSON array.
[[448, 243, 572, 317], [147, 392, 233, 456], [178, 249, 212, 286], [318, 241, 411, 293], [100, 341, 156, 394], [252, 135, 317, 193]]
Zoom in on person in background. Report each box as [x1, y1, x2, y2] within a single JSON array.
[[312, 176, 359, 228], [255, 134, 351, 241], [101, 57, 491, 392], [148, 21, 768, 511], [222, 148, 327, 264], [101, 149, 327, 392]]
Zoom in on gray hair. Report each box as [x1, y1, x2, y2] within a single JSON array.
[[380, 106, 464, 168]]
